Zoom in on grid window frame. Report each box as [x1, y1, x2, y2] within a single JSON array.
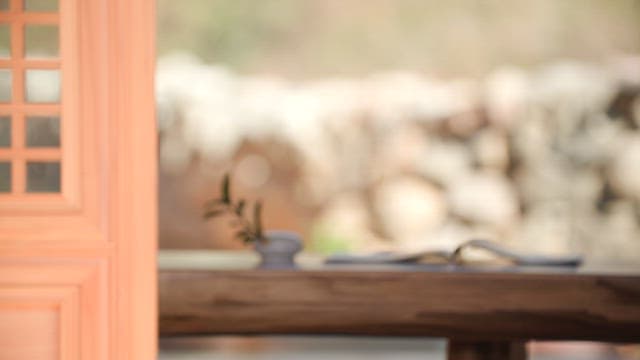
[[0, 0, 60, 195]]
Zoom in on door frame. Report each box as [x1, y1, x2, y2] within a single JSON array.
[[106, 0, 157, 358]]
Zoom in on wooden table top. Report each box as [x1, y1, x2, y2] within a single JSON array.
[[159, 250, 640, 342]]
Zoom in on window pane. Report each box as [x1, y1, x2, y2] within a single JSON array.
[[0, 24, 9, 58], [25, 69, 60, 103], [0, 69, 11, 102], [0, 162, 10, 192], [25, 25, 58, 58], [26, 116, 59, 147], [24, 0, 57, 12], [0, 116, 9, 147], [26, 161, 60, 192]]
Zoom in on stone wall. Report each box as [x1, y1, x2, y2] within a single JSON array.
[[157, 53, 640, 261]]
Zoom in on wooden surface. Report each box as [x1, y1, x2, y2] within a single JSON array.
[[159, 251, 640, 343], [448, 341, 526, 360]]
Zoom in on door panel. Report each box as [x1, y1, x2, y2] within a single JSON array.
[[0, 305, 60, 360], [0, 0, 156, 359]]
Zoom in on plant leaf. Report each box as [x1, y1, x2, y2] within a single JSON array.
[[235, 200, 246, 216], [235, 230, 253, 244], [243, 234, 254, 244], [221, 173, 231, 204], [253, 201, 263, 239], [203, 198, 225, 210], [203, 209, 226, 219]]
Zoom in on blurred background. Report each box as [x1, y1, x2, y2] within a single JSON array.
[[157, 0, 640, 260], [157, 0, 640, 358]]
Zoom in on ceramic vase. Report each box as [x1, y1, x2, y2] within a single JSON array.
[[254, 230, 302, 269]]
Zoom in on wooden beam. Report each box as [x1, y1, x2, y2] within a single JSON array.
[[448, 340, 526, 360], [159, 268, 640, 342]]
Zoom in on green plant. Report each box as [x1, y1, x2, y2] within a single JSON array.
[[203, 173, 265, 244]]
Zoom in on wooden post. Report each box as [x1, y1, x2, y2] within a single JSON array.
[[447, 340, 527, 360]]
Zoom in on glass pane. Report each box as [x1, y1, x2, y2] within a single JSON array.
[[24, 0, 57, 12], [0, 116, 9, 147], [0, 161, 9, 192], [0, 24, 9, 58], [26, 161, 60, 192], [0, 69, 11, 102], [0, 0, 8, 11], [25, 69, 60, 103], [26, 116, 59, 147], [25, 25, 58, 58]]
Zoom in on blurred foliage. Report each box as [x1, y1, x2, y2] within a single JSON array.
[[157, 0, 640, 78], [309, 224, 354, 255], [203, 173, 266, 244]]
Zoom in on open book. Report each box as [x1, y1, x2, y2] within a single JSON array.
[[325, 239, 582, 267]]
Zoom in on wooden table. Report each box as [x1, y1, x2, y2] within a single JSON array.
[[159, 251, 640, 360]]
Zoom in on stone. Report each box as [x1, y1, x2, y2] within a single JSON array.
[[314, 194, 380, 251], [416, 139, 472, 187], [608, 135, 640, 201], [374, 177, 447, 246], [156, 53, 241, 161], [531, 61, 616, 113], [514, 202, 575, 255], [484, 66, 530, 129], [373, 123, 428, 179], [472, 128, 510, 171], [447, 172, 519, 229]]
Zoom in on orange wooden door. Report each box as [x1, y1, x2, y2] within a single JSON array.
[[0, 0, 156, 359]]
